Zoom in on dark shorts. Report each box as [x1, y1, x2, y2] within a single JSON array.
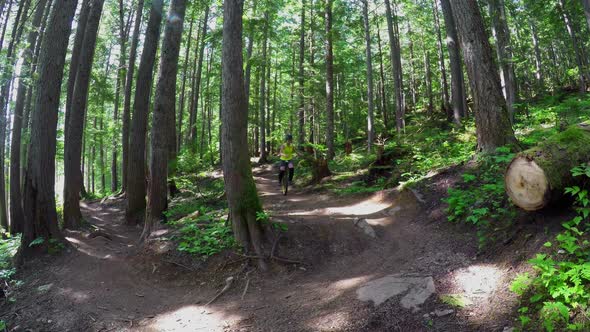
[[279, 160, 294, 171]]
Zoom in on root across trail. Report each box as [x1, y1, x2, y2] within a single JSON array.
[[1, 165, 553, 331]]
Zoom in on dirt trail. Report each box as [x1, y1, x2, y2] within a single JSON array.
[[1, 165, 527, 331]]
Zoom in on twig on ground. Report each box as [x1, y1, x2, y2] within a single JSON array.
[[206, 276, 234, 305], [163, 259, 193, 271], [234, 253, 305, 266], [270, 233, 282, 258], [241, 270, 253, 300]]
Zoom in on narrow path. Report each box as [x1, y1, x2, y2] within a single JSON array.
[[2, 166, 520, 331]]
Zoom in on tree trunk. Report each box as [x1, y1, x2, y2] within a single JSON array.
[[244, 0, 257, 112], [362, 0, 374, 151], [407, 21, 417, 110], [376, 26, 389, 132], [126, 0, 164, 225], [99, 117, 105, 192], [258, 11, 270, 163], [424, 48, 434, 114], [0, 0, 31, 232], [63, 0, 105, 229], [583, 0, 590, 33], [488, 0, 516, 122], [188, 4, 209, 146], [111, 0, 130, 193], [433, 0, 450, 114], [221, 0, 267, 270], [529, 17, 544, 92], [505, 123, 590, 211], [21, 0, 78, 258], [177, 16, 194, 153], [298, 0, 306, 148], [144, 0, 187, 240], [559, 0, 587, 92], [9, 0, 47, 234], [122, 0, 144, 193], [384, 0, 404, 132], [440, 0, 466, 124], [449, 0, 516, 152], [325, 0, 334, 159]]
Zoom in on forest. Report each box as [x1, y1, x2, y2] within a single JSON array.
[[0, 0, 589, 330]]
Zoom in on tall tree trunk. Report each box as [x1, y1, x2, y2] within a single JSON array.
[[376, 27, 389, 131], [9, 0, 47, 234], [177, 16, 194, 153], [449, 0, 516, 152], [21, 0, 78, 257], [424, 48, 434, 114], [258, 11, 269, 163], [0, 0, 31, 232], [325, 0, 334, 159], [144, 0, 187, 239], [308, 0, 315, 145], [244, 0, 257, 111], [407, 21, 417, 110], [362, 0, 374, 151], [188, 4, 209, 146], [583, 0, 590, 33], [298, 0, 306, 148], [384, 0, 404, 132], [63, 0, 105, 229], [221, 0, 267, 270], [488, 0, 516, 122], [99, 117, 105, 192], [559, 0, 587, 92], [121, 0, 144, 193], [111, 0, 130, 193], [529, 17, 544, 92], [433, 0, 450, 114], [126, 0, 164, 225], [440, 0, 466, 124]]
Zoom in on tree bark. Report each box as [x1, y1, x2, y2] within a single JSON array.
[[244, 0, 257, 112], [325, 0, 334, 159], [258, 11, 269, 163], [449, 0, 516, 152], [188, 4, 209, 146], [583, 0, 590, 33], [559, 0, 587, 92], [376, 26, 389, 132], [433, 0, 450, 114], [21, 0, 78, 257], [63, 0, 105, 229], [298, 0, 306, 148], [144, 0, 187, 240], [488, 0, 516, 122], [9, 0, 47, 234], [177, 16, 194, 153], [383, 0, 404, 132], [126, 0, 164, 225], [529, 17, 544, 91], [440, 0, 466, 124], [121, 0, 144, 193], [111, 0, 131, 193], [362, 0, 374, 151], [222, 0, 267, 270]]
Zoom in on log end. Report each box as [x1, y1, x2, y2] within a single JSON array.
[[505, 157, 551, 211]]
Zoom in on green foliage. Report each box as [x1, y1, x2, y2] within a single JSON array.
[[443, 146, 517, 248], [439, 294, 472, 308], [169, 208, 236, 258], [512, 165, 590, 330], [0, 234, 20, 283]]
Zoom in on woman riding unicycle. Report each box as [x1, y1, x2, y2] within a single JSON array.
[[278, 134, 295, 195]]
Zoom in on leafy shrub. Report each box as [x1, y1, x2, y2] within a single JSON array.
[[511, 165, 590, 331], [443, 146, 517, 248]]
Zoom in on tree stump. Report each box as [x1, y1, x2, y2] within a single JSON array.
[[311, 157, 332, 184], [344, 141, 353, 155], [505, 123, 590, 211]]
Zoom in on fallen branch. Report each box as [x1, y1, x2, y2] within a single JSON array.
[[162, 259, 193, 271], [206, 276, 234, 305], [241, 270, 253, 300], [234, 253, 305, 266]]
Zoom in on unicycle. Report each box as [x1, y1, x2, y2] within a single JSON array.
[[281, 170, 289, 196]]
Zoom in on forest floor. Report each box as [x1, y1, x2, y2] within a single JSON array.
[[1, 163, 563, 331]]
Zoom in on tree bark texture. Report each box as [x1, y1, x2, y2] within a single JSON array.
[[449, 0, 516, 152], [126, 0, 164, 224]]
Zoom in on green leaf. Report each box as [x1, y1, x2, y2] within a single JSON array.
[[29, 237, 45, 247]]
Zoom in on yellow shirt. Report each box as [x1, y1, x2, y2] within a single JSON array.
[[281, 144, 295, 161]]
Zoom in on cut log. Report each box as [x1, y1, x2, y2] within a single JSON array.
[[505, 123, 590, 211]]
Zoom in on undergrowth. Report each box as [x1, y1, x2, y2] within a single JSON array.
[[510, 165, 590, 331], [443, 146, 517, 248]]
